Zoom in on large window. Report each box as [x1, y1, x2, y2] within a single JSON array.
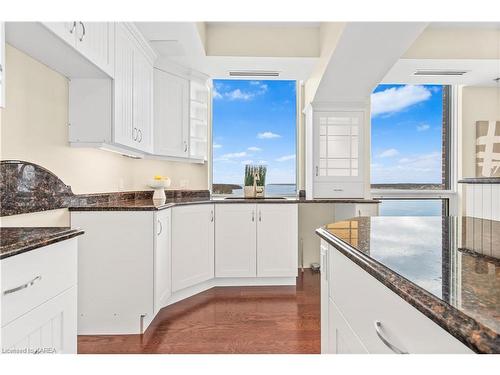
[[371, 84, 450, 190], [211, 80, 297, 197]]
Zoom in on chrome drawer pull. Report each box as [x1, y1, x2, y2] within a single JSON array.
[[374, 321, 408, 354], [3, 275, 42, 296], [157, 219, 163, 235]]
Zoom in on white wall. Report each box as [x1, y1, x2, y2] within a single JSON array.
[[0, 45, 208, 226]]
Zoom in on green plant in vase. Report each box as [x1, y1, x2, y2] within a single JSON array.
[[244, 165, 256, 198], [255, 165, 267, 197]]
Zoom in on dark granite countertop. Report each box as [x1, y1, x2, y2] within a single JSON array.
[[458, 177, 500, 184], [316, 216, 500, 354], [0, 227, 84, 260], [68, 196, 380, 212]]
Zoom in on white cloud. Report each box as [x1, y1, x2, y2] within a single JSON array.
[[371, 151, 442, 183], [378, 148, 399, 158], [257, 160, 268, 165], [213, 143, 222, 149], [249, 81, 261, 85], [241, 160, 254, 165], [371, 85, 432, 117], [257, 131, 281, 139], [225, 89, 254, 101], [212, 88, 222, 100], [417, 124, 430, 132], [276, 154, 296, 162], [247, 146, 262, 152], [219, 151, 247, 160]]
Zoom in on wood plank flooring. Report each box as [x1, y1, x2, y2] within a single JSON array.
[[78, 269, 320, 354]]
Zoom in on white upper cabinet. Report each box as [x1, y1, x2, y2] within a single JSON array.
[[132, 45, 153, 153], [0, 22, 4, 108], [42, 22, 114, 77], [113, 24, 135, 149], [306, 106, 366, 198], [215, 204, 257, 277], [256, 204, 298, 277], [154, 69, 190, 158]]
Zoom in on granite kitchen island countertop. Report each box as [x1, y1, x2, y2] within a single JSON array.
[[0, 227, 84, 260], [316, 216, 500, 354]]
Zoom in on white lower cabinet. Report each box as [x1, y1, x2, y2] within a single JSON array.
[[215, 204, 257, 277], [257, 204, 298, 277], [1, 239, 78, 354], [321, 243, 473, 354], [171, 204, 215, 292]]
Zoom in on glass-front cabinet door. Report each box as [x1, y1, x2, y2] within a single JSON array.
[[313, 111, 364, 182]]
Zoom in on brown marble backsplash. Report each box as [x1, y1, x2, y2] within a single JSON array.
[[1, 160, 210, 217]]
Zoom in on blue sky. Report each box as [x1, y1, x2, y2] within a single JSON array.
[[371, 84, 443, 184], [212, 80, 296, 185]]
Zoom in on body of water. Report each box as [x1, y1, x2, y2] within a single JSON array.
[[224, 184, 297, 197]]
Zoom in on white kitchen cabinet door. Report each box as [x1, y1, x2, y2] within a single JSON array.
[[113, 23, 135, 149], [492, 185, 500, 221], [42, 22, 77, 47], [472, 184, 483, 218], [328, 298, 368, 354], [154, 69, 190, 157], [171, 205, 214, 291], [154, 209, 172, 315], [133, 49, 153, 153], [215, 204, 257, 277], [320, 241, 330, 353], [256, 204, 298, 277], [0, 22, 5, 108], [75, 22, 114, 77], [2, 286, 78, 354]]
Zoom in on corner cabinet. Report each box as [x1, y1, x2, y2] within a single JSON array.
[[171, 205, 215, 292], [306, 104, 367, 199], [153, 69, 190, 157]]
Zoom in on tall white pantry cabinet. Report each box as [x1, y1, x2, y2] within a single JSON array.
[[305, 103, 367, 199]]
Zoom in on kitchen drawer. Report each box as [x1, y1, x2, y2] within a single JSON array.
[[314, 182, 364, 199], [330, 249, 472, 354], [328, 298, 368, 354], [1, 239, 78, 326]]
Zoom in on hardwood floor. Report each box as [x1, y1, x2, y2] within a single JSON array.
[[78, 269, 320, 354]]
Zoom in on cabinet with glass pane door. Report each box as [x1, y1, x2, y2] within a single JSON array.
[[309, 110, 365, 198]]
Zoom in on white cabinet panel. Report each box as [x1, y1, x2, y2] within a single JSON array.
[[465, 184, 474, 217], [256, 204, 298, 277], [1, 286, 77, 354], [133, 50, 153, 152], [328, 298, 368, 354], [154, 69, 190, 157], [320, 241, 330, 353], [72, 211, 154, 335], [215, 204, 257, 277], [472, 184, 483, 219], [113, 23, 135, 149], [154, 209, 172, 315], [482, 184, 492, 220], [171, 205, 214, 291], [76, 22, 114, 77], [492, 185, 500, 221]]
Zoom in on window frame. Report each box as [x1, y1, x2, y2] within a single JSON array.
[[371, 85, 460, 215], [209, 80, 300, 197]]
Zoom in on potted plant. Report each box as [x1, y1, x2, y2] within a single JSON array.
[[244, 165, 255, 198], [255, 165, 266, 198]]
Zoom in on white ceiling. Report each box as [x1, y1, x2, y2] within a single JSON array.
[[135, 22, 318, 80], [428, 22, 500, 30]]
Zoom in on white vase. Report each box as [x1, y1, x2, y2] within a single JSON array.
[[152, 188, 166, 205], [244, 186, 255, 198]]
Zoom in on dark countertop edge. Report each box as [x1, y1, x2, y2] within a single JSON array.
[[315, 227, 499, 354], [0, 229, 85, 260], [458, 178, 500, 184], [68, 198, 381, 212]]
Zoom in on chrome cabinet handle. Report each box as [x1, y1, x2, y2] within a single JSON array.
[[315, 166, 319, 176], [251, 210, 255, 222], [133, 127, 138, 141], [3, 275, 42, 295], [374, 321, 408, 354], [210, 209, 214, 222], [78, 21, 86, 42], [69, 21, 77, 34], [333, 188, 343, 192], [258, 210, 262, 222], [184, 141, 188, 152], [137, 129, 142, 143], [157, 219, 163, 236]]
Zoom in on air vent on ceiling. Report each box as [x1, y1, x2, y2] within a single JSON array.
[[413, 69, 469, 76], [229, 70, 280, 77]]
